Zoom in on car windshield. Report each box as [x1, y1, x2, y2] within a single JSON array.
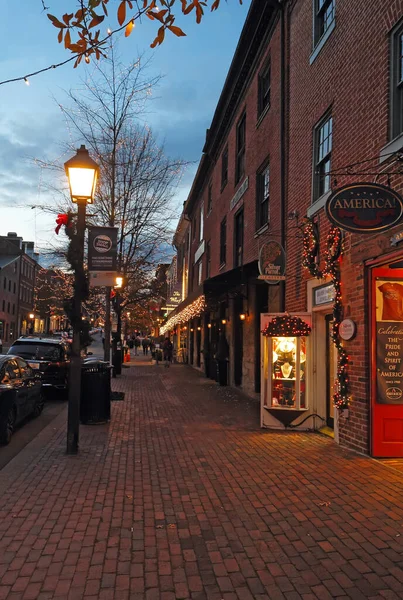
[[9, 343, 61, 361]]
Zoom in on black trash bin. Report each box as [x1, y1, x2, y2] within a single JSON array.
[[112, 348, 122, 377], [80, 360, 112, 424]]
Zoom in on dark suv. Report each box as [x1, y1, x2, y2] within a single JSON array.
[[8, 337, 70, 390]]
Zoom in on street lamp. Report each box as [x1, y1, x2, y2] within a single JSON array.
[[29, 313, 35, 335], [64, 145, 99, 455]]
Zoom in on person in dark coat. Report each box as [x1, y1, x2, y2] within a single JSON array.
[[162, 337, 173, 367]]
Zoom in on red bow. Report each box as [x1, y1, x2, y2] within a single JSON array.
[[55, 214, 69, 235], [110, 290, 116, 299]]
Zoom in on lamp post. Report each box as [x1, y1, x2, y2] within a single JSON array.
[[64, 145, 99, 455], [29, 313, 35, 335]]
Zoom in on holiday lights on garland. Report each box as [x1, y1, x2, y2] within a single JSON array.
[[160, 295, 206, 335], [303, 221, 349, 410], [262, 315, 311, 338]]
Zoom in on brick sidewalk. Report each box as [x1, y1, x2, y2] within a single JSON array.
[[1, 362, 403, 600]]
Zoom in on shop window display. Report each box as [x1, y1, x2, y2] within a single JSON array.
[[270, 336, 306, 409], [261, 314, 311, 414]]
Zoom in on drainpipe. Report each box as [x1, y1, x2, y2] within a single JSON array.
[[279, 0, 286, 313]]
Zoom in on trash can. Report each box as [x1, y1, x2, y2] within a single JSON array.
[[112, 348, 122, 376], [80, 360, 112, 424]]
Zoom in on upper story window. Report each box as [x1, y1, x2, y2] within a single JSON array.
[[258, 61, 271, 117], [192, 216, 197, 241], [199, 204, 204, 241], [314, 0, 335, 46], [313, 112, 332, 201], [207, 183, 212, 214], [390, 21, 403, 140], [206, 241, 211, 279], [198, 261, 203, 286], [256, 162, 270, 230], [235, 113, 246, 184], [221, 145, 228, 190], [221, 145, 228, 191], [8, 280, 11, 292], [234, 209, 244, 268], [220, 217, 227, 266]]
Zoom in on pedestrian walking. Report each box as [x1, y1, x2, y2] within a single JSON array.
[[134, 336, 140, 356], [163, 337, 173, 368], [142, 337, 149, 356]]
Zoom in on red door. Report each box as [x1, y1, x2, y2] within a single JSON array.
[[372, 265, 403, 457]]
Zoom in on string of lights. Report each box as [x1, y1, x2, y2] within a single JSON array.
[[303, 221, 349, 410], [160, 295, 206, 335], [262, 315, 311, 337]]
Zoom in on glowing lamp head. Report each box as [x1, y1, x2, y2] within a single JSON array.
[[29, 313, 35, 319], [207, 323, 211, 328], [239, 313, 246, 321], [221, 319, 227, 325], [197, 326, 201, 331], [115, 276, 123, 289], [64, 145, 99, 203]]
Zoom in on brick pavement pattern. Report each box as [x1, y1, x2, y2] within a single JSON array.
[[1, 359, 403, 599]]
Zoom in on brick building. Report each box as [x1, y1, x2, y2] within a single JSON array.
[[0, 233, 40, 344], [162, 0, 403, 457]]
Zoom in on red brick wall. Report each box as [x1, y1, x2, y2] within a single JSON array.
[[287, 0, 403, 453], [188, 22, 283, 282]]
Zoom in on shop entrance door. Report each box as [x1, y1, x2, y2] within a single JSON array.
[[372, 265, 403, 457], [325, 314, 335, 428]]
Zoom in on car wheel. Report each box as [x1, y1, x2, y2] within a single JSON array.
[[0, 404, 16, 445], [33, 393, 45, 418]]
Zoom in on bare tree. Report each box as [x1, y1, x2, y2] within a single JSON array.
[[37, 43, 185, 357]]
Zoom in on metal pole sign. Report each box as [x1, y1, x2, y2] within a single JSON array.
[[88, 226, 118, 271]]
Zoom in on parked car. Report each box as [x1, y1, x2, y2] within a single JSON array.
[[8, 337, 70, 391], [0, 355, 44, 445]]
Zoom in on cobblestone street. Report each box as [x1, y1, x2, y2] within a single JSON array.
[[1, 358, 403, 599]]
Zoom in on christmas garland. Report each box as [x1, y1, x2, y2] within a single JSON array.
[[55, 212, 91, 346], [303, 221, 349, 410], [262, 315, 311, 337]]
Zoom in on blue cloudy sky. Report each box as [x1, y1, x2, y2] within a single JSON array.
[[0, 1, 249, 254]]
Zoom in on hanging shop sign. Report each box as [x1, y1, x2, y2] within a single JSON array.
[[325, 183, 403, 234], [258, 241, 286, 284], [88, 226, 118, 272], [376, 279, 403, 404], [339, 318, 357, 341]]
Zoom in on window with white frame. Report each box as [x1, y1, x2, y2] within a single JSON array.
[[313, 113, 332, 201], [258, 61, 271, 117], [198, 261, 203, 286], [235, 113, 246, 184], [199, 204, 204, 241], [313, 0, 335, 46], [256, 162, 270, 230]]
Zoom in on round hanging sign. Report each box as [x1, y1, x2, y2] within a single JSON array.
[[258, 241, 286, 285], [339, 318, 357, 341], [325, 183, 403, 234]]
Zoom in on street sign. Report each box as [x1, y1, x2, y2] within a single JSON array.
[[88, 226, 118, 272]]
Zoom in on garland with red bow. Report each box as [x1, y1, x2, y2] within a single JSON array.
[[302, 221, 349, 410], [55, 213, 70, 235], [54, 210, 90, 344]]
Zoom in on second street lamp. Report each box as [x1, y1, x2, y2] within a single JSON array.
[[64, 145, 99, 455]]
